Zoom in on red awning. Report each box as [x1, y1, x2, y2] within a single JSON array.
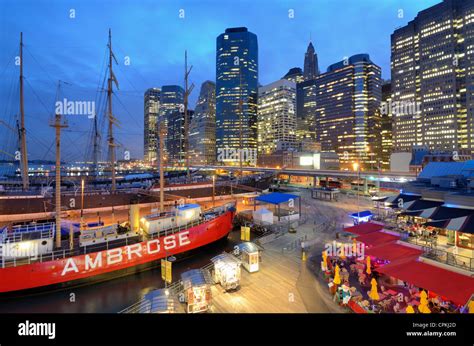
[[356, 232, 399, 247], [366, 243, 423, 263], [375, 259, 474, 305], [344, 222, 383, 235]]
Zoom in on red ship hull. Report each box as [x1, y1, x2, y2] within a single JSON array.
[[0, 210, 234, 294]]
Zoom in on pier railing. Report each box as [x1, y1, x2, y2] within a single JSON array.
[[119, 257, 226, 313], [0, 205, 234, 268]]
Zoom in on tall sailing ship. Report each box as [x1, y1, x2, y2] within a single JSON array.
[[0, 30, 243, 295]]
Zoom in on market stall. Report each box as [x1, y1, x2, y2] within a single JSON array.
[[211, 253, 241, 291], [181, 269, 212, 313], [237, 242, 260, 273]]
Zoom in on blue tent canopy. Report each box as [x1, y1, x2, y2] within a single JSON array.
[[255, 192, 299, 205], [350, 210, 373, 218]]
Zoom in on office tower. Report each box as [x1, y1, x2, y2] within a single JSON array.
[[296, 79, 318, 144], [315, 54, 382, 170], [296, 41, 321, 147], [257, 79, 297, 156], [160, 85, 184, 162], [167, 109, 194, 166], [282, 67, 304, 83], [143, 88, 160, 162], [303, 41, 319, 81], [381, 81, 393, 170], [391, 0, 474, 153], [189, 81, 216, 165], [216, 27, 258, 165]]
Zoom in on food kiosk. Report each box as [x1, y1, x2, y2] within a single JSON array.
[[181, 269, 212, 313], [211, 253, 241, 291], [237, 242, 260, 273]]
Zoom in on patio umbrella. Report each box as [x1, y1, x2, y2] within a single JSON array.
[[468, 300, 474, 314], [366, 256, 371, 275], [418, 290, 431, 314], [368, 278, 379, 301], [333, 264, 341, 285], [322, 250, 328, 266], [405, 305, 415, 313]]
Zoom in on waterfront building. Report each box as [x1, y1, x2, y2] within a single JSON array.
[[189, 81, 216, 165], [315, 54, 382, 170], [143, 88, 160, 163], [160, 85, 184, 164], [257, 79, 297, 156], [167, 109, 194, 166], [216, 27, 258, 165], [391, 0, 474, 153]]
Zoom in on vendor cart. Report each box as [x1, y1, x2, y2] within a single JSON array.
[[181, 269, 212, 313], [211, 253, 241, 291]]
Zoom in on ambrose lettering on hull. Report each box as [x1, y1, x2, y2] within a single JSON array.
[[61, 231, 191, 276]]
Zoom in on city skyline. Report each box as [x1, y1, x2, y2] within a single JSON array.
[[0, 0, 440, 160]]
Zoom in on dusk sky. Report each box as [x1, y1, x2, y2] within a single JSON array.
[[0, 0, 440, 161]]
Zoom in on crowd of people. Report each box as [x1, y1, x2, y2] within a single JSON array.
[[321, 249, 466, 314]]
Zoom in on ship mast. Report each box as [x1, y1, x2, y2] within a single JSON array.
[[183, 50, 194, 183], [107, 29, 119, 191], [19, 32, 29, 190], [159, 119, 165, 213], [92, 115, 99, 176], [51, 109, 68, 249]]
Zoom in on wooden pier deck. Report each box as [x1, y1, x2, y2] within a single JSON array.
[[210, 248, 308, 313]]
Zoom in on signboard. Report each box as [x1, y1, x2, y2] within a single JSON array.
[[241, 226, 250, 241], [161, 259, 172, 283]]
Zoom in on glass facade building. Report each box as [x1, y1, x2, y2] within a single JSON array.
[[391, 0, 474, 153], [189, 81, 216, 165], [315, 54, 382, 170], [160, 85, 184, 164], [167, 109, 194, 167], [216, 27, 258, 165], [144, 87, 160, 163]]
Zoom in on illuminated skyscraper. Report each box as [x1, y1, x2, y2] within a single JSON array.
[[303, 41, 319, 81], [216, 27, 258, 165], [381, 81, 393, 170], [189, 81, 216, 165], [282, 67, 304, 84], [391, 0, 474, 153], [144, 88, 160, 162], [296, 79, 317, 144], [257, 79, 297, 156], [167, 109, 193, 167], [315, 54, 382, 170], [160, 85, 184, 163], [297, 41, 320, 146]]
